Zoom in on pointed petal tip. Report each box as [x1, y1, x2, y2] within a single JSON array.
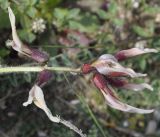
[[22, 102, 30, 107], [144, 48, 158, 53], [101, 88, 154, 114], [8, 6, 15, 22], [143, 83, 154, 91], [125, 108, 154, 114], [8, 6, 12, 12]]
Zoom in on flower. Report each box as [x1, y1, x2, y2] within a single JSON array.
[[23, 84, 60, 123], [23, 70, 60, 122], [82, 48, 157, 114], [8, 7, 49, 63], [32, 18, 46, 33], [115, 47, 158, 61]]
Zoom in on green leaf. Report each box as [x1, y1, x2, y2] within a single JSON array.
[[68, 8, 80, 19], [139, 58, 146, 70], [18, 29, 36, 43], [54, 8, 68, 20], [23, 73, 32, 83], [26, 7, 37, 18], [0, 9, 10, 29], [132, 25, 153, 37], [97, 9, 108, 20], [30, 0, 38, 6], [20, 15, 32, 29], [113, 18, 124, 27], [108, 1, 118, 15], [69, 20, 86, 32], [0, 0, 10, 10], [0, 48, 10, 58], [144, 5, 160, 14]]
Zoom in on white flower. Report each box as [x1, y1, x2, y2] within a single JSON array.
[[32, 18, 46, 33], [23, 84, 60, 123], [132, 0, 140, 9]]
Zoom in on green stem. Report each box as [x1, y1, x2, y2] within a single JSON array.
[[0, 66, 81, 74]]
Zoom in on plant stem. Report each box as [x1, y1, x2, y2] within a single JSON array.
[[0, 66, 81, 74]]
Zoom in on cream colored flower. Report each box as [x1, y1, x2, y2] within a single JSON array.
[[32, 18, 46, 33], [23, 84, 60, 123]]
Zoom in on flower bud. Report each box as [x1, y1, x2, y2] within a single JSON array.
[[81, 63, 95, 74], [37, 70, 53, 87], [30, 49, 49, 63]]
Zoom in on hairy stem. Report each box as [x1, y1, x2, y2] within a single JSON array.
[[0, 66, 81, 74]]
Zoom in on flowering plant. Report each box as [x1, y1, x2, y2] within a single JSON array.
[[0, 6, 158, 137]]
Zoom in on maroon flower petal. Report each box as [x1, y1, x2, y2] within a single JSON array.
[[106, 77, 128, 87], [93, 73, 118, 99], [115, 48, 158, 61], [37, 70, 53, 87], [107, 77, 153, 91], [30, 48, 49, 63], [92, 73, 154, 113]]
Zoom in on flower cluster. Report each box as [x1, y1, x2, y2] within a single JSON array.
[[82, 48, 157, 114], [32, 18, 46, 33], [7, 6, 158, 137]]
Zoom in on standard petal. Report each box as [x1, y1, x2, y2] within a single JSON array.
[[23, 85, 60, 123], [98, 54, 118, 62], [8, 7, 22, 52], [101, 88, 154, 114], [92, 59, 146, 78], [115, 48, 158, 61]]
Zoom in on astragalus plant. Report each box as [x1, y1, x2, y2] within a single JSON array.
[[0, 6, 158, 137]]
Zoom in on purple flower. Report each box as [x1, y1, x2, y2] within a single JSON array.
[[8, 7, 49, 63], [81, 48, 157, 114]]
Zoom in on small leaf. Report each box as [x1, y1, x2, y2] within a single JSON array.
[[68, 8, 80, 19], [54, 8, 68, 20], [18, 29, 36, 43]]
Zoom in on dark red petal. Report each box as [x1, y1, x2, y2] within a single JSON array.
[[107, 77, 128, 87], [37, 70, 53, 86], [93, 73, 119, 99], [93, 73, 107, 89], [107, 71, 129, 77]]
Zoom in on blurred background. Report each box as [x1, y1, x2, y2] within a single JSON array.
[[0, 0, 160, 137]]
